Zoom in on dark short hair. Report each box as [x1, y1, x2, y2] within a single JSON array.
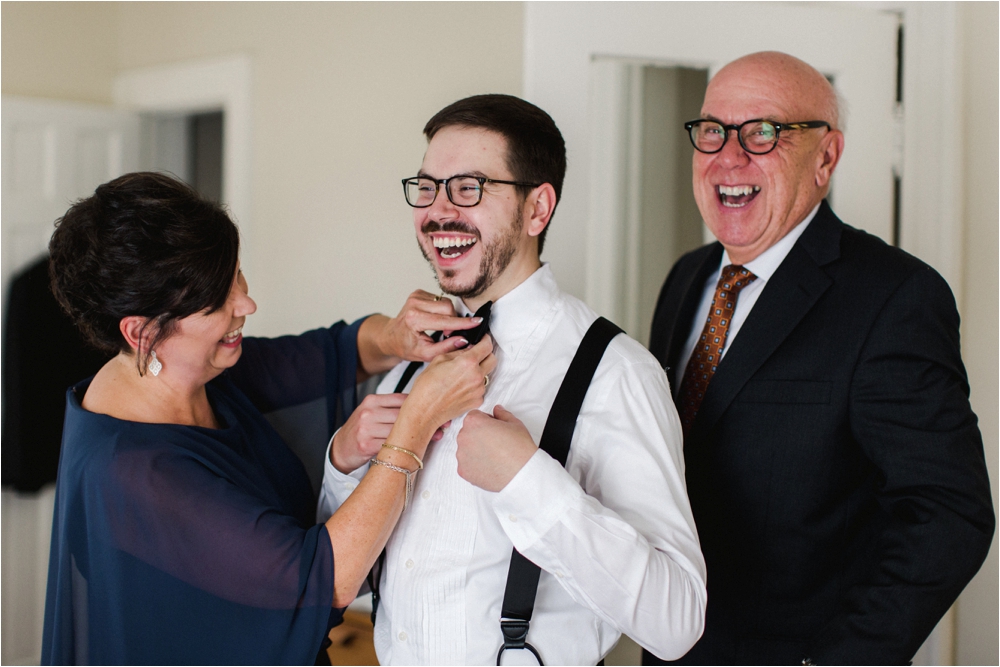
[[48, 172, 240, 375], [423, 94, 566, 255]]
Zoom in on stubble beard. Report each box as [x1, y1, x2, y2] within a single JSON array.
[[418, 211, 523, 300]]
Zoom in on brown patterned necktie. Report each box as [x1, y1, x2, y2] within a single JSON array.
[[678, 264, 757, 435]]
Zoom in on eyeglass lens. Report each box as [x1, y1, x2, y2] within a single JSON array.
[[690, 121, 778, 154], [405, 177, 483, 207]]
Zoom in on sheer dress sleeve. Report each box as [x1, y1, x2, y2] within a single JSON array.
[[42, 381, 340, 665], [227, 318, 364, 435]]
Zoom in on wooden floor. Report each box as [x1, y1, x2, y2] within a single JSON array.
[[327, 610, 378, 665], [324, 609, 644, 665]]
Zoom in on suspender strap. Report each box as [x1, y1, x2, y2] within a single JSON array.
[[497, 316, 623, 666]]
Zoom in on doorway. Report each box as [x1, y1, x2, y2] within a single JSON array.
[[140, 110, 225, 202], [592, 62, 709, 344]]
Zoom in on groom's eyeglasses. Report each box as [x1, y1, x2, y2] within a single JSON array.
[[402, 175, 541, 208]]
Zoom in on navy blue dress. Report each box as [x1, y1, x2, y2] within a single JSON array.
[[41, 320, 362, 665]]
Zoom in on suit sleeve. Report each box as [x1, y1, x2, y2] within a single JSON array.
[[809, 266, 995, 664]]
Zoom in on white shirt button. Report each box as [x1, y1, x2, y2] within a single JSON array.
[[508, 514, 518, 522], [405, 559, 414, 569], [398, 631, 407, 642], [421, 490, 431, 500]]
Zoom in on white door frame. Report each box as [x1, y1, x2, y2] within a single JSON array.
[[896, 2, 964, 304], [525, 1, 964, 317], [112, 54, 254, 273]]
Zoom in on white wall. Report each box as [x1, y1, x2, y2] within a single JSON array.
[[1, 2, 118, 104], [111, 2, 525, 337], [3, 2, 525, 337], [955, 3, 999, 664]]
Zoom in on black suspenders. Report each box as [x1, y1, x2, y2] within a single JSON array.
[[365, 314, 624, 667], [497, 316, 623, 666]]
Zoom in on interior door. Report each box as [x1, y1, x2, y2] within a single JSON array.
[[524, 2, 899, 338], [1, 97, 140, 300], [1, 95, 138, 666]]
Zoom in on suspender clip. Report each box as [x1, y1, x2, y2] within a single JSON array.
[[497, 618, 543, 665]]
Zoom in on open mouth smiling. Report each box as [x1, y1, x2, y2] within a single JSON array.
[[718, 184, 761, 208], [221, 326, 242, 346], [432, 234, 478, 259]]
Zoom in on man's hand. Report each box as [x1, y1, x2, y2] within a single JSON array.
[[358, 290, 483, 377], [456, 405, 537, 492], [331, 393, 450, 473]]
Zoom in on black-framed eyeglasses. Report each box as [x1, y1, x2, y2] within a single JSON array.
[[684, 118, 831, 155], [401, 175, 541, 208]]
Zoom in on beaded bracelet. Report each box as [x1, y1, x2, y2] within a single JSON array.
[[381, 443, 423, 470], [369, 457, 417, 510]]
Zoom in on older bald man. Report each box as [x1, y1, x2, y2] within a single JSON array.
[[646, 52, 994, 665]]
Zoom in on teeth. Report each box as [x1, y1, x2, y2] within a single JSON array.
[[222, 326, 242, 343], [718, 185, 760, 196], [432, 236, 477, 249]]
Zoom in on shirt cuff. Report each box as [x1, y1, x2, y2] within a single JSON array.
[[492, 449, 586, 553], [317, 429, 368, 522]]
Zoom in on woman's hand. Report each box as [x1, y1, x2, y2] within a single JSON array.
[[394, 335, 497, 450], [357, 290, 483, 377], [331, 393, 450, 473]]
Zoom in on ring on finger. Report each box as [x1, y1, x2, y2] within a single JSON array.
[[484, 374, 490, 388], [433, 293, 444, 302]]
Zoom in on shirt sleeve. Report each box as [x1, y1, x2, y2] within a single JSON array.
[[317, 431, 369, 523], [492, 342, 707, 661], [316, 364, 406, 522]]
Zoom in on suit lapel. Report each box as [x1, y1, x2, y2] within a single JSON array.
[[689, 202, 843, 439], [664, 245, 723, 401]]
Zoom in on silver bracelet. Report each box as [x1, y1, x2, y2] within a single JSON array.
[[369, 457, 417, 510]]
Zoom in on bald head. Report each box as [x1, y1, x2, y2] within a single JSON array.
[[709, 51, 840, 129], [691, 51, 846, 264]]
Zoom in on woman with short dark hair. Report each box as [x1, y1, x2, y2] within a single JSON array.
[[41, 172, 494, 665]]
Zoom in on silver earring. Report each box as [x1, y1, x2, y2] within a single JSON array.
[[149, 350, 162, 377]]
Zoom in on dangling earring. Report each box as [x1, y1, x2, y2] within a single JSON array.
[[149, 350, 162, 377]]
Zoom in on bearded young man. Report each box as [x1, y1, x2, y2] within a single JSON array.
[[318, 94, 706, 665], [646, 52, 994, 665]]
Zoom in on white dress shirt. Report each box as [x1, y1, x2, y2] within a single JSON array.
[[674, 203, 820, 390], [319, 264, 706, 665]]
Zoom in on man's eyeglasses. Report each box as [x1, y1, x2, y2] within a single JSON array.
[[684, 119, 831, 155], [402, 175, 541, 208]]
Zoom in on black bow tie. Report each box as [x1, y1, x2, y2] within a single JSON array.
[[451, 300, 492, 346], [393, 301, 492, 392]]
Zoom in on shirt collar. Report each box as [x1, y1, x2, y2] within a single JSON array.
[[721, 201, 821, 282], [457, 263, 559, 357]]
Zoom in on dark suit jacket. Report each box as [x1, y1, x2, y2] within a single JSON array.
[[2, 256, 109, 492], [644, 201, 994, 665]]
